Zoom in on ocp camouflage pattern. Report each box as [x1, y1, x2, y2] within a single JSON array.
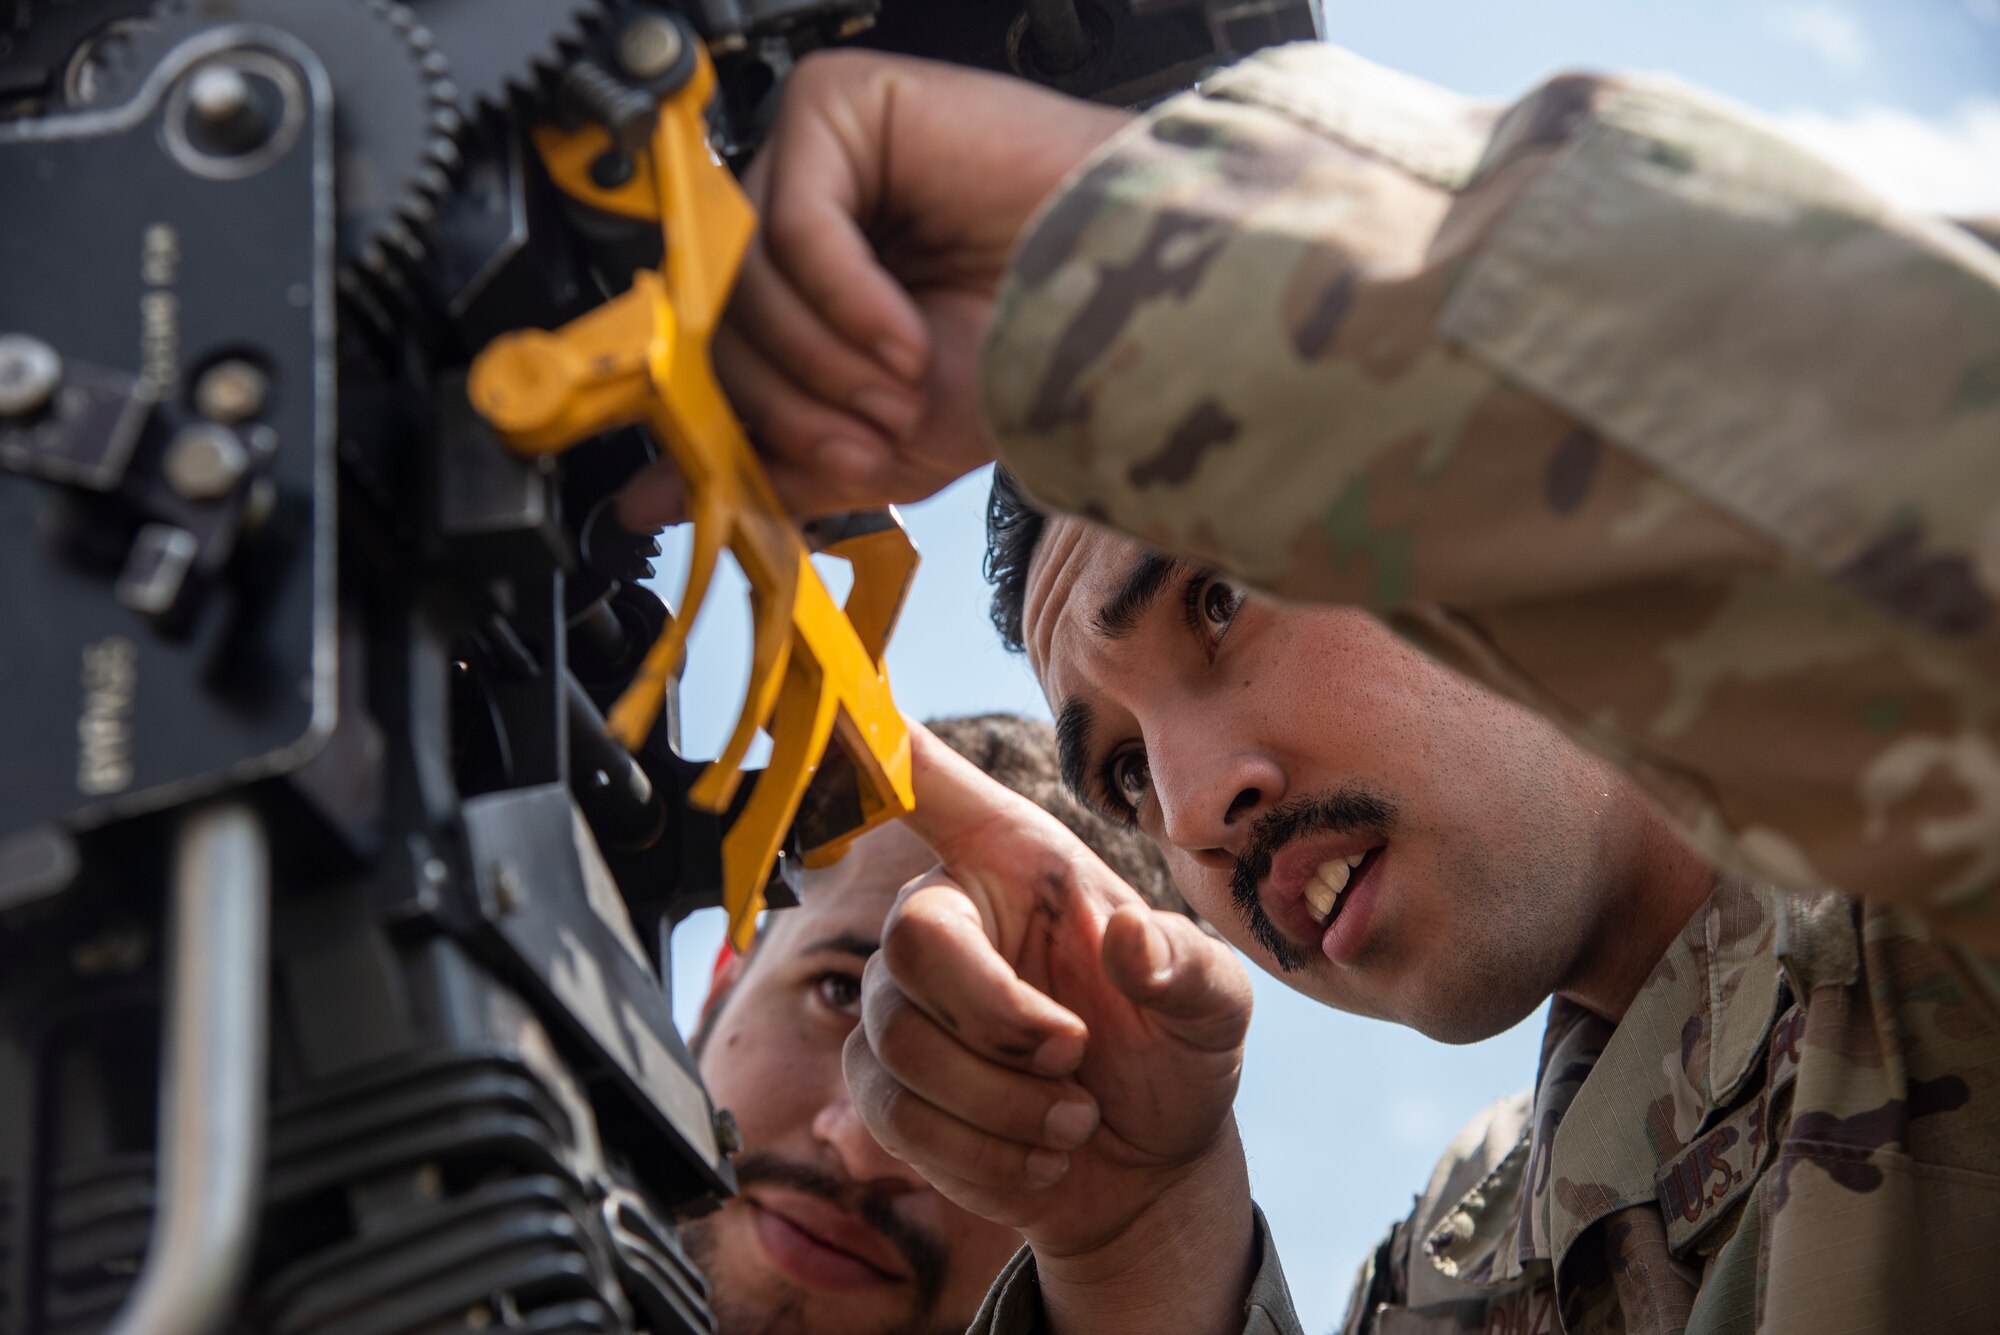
[[967, 41, 2000, 1335], [1330, 880, 2000, 1333], [981, 42, 2000, 961]]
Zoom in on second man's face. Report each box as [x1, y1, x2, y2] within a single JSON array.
[[687, 821, 1024, 1335], [1022, 518, 1639, 1043]]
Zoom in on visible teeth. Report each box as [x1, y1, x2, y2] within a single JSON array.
[[1302, 858, 1353, 924], [1345, 851, 1365, 868]]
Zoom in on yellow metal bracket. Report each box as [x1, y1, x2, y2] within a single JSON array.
[[466, 44, 915, 950]]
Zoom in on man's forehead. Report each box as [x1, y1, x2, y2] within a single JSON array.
[[1022, 517, 1151, 681], [763, 818, 936, 953]]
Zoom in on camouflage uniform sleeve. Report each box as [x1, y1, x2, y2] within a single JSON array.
[[965, 1206, 1303, 1335], [980, 42, 2000, 957]]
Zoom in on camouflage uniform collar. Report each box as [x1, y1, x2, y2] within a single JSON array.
[[1422, 878, 1793, 1291]]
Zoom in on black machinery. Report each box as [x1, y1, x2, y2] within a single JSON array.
[[0, 2, 1320, 1331]]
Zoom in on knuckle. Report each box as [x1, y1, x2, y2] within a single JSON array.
[[880, 902, 953, 979], [792, 47, 872, 90], [997, 1092, 1050, 1146], [842, 1031, 886, 1106], [874, 1080, 924, 1147], [786, 47, 839, 88], [965, 1132, 1023, 1187], [871, 1005, 930, 1078], [762, 204, 820, 258], [761, 398, 838, 452], [858, 950, 896, 1006]]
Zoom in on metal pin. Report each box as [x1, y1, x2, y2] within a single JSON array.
[[0, 333, 63, 417], [165, 422, 250, 500], [188, 64, 252, 126], [615, 12, 685, 80], [193, 359, 268, 424]]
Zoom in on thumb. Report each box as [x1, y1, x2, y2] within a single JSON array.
[[1101, 907, 1252, 1055]]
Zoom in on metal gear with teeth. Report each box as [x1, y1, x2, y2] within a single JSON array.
[[411, 0, 609, 116], [95, 0, 465, 282]]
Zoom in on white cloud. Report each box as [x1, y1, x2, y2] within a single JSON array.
[[1771, 98, 2000, 216], [1769, 5, 1870, 73]]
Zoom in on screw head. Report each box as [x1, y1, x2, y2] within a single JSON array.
[[615, 13, 684, 80], [0, 334, 63, 417], [182, 59, 274, 156], [588, 148, 635, 189], [164, 422, 249, 500], [188, 62, 251, 125], [194, 358, 268, 423]]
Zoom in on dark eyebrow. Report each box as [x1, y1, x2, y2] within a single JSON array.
[[1055, 697, 1095, 803], [796, 931, 877, 960], [1091, 552, 1184, 640]]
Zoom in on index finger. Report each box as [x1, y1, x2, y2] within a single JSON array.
[[897, 721, 1057, 858], [898, 721, 1152, 944]]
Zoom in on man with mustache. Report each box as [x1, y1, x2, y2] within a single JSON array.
[[683, 712, 1183, 1335], [619, 36, 2000, 1335]]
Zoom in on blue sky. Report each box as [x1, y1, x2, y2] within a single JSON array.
[[657, 5, 2000, 1330]]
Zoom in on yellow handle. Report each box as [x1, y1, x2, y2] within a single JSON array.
[[466, 43, 916, 950]]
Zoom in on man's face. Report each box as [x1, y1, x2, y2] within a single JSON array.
[[688, 821, 1023, 1335], [1023, 519, 1641, 1043]]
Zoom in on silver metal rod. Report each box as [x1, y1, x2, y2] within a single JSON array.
[[107, 801, 270, 1335]]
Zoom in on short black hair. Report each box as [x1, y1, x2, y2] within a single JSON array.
[[984, 468, 1047, 654]]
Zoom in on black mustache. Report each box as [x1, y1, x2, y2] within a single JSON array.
[[733, 1151, 948, 1304], [1228, 787, 1397, 972]]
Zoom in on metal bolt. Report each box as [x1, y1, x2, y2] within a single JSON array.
[[164, 422, 249, 500], [713, 1107, 743, 1155], [589, 148, 635, 189], [492, 862, 525, 916], [194, 358, 268, 423], [615, 12, 684, 80], [188, 62, 251, 126], [0, 333, 62, 417], [183, 59, 273, 155]]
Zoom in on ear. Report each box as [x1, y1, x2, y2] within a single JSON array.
[[699, 940, 748, 1030]]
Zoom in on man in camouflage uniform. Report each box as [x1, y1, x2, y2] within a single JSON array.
[[619, 41, 2000, 1335]]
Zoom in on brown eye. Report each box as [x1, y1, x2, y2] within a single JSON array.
[[1110, 748, 1152, 809], [815, 972, 861, 1016], [1202, 578, 1243, 630]]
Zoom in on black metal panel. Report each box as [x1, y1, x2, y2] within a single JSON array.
[[0, 25, 336, 839], [461, 785, 732, 1202]]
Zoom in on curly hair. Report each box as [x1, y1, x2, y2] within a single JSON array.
[[924, 712, 1188, 918], [983, 467, 1047, 655]]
